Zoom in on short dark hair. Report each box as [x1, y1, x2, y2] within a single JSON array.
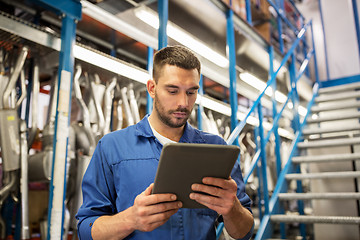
[[153, 45, 201, 82]]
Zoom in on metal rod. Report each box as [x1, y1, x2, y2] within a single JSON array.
[[73, 66, 90, 129], [258, 102, 269, 215], [47, 15, 77, 240], [245, 0, 252, 25], [226, 7, 238, 132], [158, 0, 168, 49], [20, 120, 29, 240], [3, 46, 28, 109], [104, 77, 117, 134], [197, 75, 204, 130], [318, 0, 330, 80]]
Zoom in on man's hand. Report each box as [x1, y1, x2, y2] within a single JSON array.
[[189, 177, 254, 239], [129, 183, 182, 232], [189, 177, 238, 215], [91, 183, 182, 240]]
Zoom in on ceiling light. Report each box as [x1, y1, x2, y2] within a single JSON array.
[[73, 45, 149, 84], [239, 72, 288, 103], [135, 8, 229, 68]]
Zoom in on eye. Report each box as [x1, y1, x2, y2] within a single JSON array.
[[186, 90, 197, 95], [168, 89, 178, 94]]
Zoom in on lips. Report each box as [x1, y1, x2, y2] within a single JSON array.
[[172, 112, 188, 118]]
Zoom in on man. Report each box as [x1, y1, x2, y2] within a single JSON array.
[[76, 45, 254, 240]]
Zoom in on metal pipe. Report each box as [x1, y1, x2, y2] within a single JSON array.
[[3, 46, 28, 109], [91, 74, 105, 136], [103, 77, 117, 134], [120, 87, 134, 126], [0, 170, 17, 201], [158, 0, 168, 49], [20, 120, 30, 240], [15, 69, 27, 109], [116, 98, 123, 130], [128, 83, 140, 123], [73, 66, 90, 129], [28, 59, 40, 148]]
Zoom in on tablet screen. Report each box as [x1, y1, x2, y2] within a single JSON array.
[[152, 143, 240, 208]]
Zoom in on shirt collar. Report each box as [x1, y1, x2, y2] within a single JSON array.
[[135, 114, 206, 144]]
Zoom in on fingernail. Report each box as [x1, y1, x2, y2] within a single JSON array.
[[171, 195, 177, 200], [189, 193, 194, 199], [178, 202, 182, 208]]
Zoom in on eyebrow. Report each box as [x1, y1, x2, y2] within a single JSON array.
[[165, 84, 200, 90]]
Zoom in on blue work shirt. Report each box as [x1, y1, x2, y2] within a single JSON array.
[[76, 116, 253, 240]]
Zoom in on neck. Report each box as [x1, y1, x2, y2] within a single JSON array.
[[148, 114, 185, 142]]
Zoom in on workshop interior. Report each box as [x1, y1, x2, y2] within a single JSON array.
[[0, 0, 360, 239]]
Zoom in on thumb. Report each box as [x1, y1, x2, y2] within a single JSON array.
[[143, 183, 154, 196]]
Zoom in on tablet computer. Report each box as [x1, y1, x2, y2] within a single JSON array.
[[152, 143, 240, 208]]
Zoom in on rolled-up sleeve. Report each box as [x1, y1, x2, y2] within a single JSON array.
[[76, 140, 117, 239]]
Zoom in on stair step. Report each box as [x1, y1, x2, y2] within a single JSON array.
[[318, 82, 360, 94], [292, 153, 360, 163], [297, 137, 360, 148], [311, 101, 360, 112], [278, 192, 360, 200], [303, 125, 360, 135], [271, 215, 360, 224], [316, 91, 360, 103], [307, 112, 360, 123], [285, 171, 360, 180]]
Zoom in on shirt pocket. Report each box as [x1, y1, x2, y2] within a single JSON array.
[[112, 158, 158, 211]]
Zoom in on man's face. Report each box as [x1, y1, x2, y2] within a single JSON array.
[[152, 65, 200, 128]]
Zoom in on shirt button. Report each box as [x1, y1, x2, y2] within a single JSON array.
[[89, 222, 93, 227]]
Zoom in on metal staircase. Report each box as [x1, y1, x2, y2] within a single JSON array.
[[267, 81, 360, 239]]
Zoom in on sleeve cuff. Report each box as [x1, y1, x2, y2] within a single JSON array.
[[77, 216, 99, 240]]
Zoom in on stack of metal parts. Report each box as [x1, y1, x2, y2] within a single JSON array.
[[271, 81, 360, 239], [0, 46, 30, 239]]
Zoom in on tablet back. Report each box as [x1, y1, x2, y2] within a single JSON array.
[[152, 143, 240, 208]]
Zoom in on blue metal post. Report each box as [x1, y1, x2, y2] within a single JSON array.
[[268, 46, 286, 237], [290, 54, 300, 132], [226, 6, 238, 133], [245, 0, 252, 25], [276, 0, 284, 53], [147, 47, 154, 114], [257, 103, 270, 215], [47, 15, 77, 240], [197, 75, 204, 130], [352, 0, 360, 65], [318, 0, 330, 80], [254, 126, 264, 220], [268, 46, 282, 178], [311, 22, 320, 85], [158, 0, 168, 49]]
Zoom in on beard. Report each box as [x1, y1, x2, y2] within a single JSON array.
[[154, 94, 192, 128]]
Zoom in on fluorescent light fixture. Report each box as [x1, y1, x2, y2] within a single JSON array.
[[239, 72, 288, 103], [240, 72, 308, 117], [73, 45, 149, 84], [135, 8, 229, 68]]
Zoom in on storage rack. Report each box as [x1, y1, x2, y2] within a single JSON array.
[[0, 0, 319, 239]]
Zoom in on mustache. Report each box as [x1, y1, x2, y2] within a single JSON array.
[[169, 108, 190, 114]]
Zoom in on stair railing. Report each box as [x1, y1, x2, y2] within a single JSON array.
[[217, 20, 320, 239]]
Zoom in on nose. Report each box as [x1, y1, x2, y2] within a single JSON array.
[[177, 92, 189, 108]]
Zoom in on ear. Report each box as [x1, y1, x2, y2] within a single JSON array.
[[146, 79, 156, 99]]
